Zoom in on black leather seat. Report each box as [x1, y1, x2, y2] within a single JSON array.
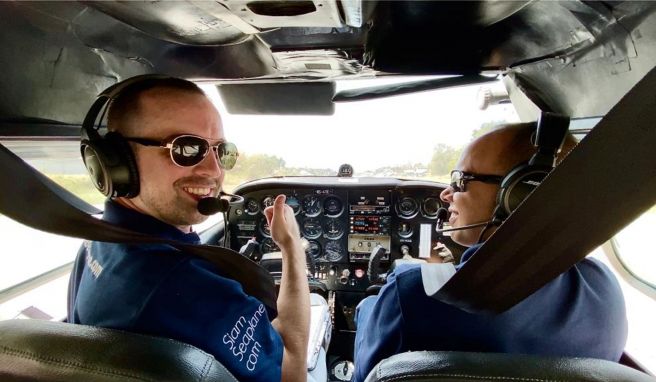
[[365, 351, 655, 382], [0, 319, 238, 381]]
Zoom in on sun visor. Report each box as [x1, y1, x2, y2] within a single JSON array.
[[217, 82, 336, 115]]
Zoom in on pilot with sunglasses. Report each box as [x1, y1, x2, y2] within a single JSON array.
[[69, 77, 313, 382], [352, 123, 627, 382]]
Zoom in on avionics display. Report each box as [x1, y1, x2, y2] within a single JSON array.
[[348, 192, 391, 260], [349, 194, 390, 215], [349, 215, 390, 235]]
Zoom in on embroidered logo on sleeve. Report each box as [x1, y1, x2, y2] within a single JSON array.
[[85, 251, 104, 279], [223, 304, 267, 371]]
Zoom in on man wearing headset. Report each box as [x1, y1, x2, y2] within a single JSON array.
[[68, 77, 311, 382], [352, 122, 628, 382]]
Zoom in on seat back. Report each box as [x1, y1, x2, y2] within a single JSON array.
[[0, 319, 238, 382], [365, 351, 655, 382]]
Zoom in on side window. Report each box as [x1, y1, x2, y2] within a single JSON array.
[[0, 139, 224, 321], [0, 140, 97, 321], [613, 205, 656, 288]]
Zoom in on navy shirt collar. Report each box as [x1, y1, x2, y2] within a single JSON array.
[[102, 199, 201, 244], [457, 243, 483, 268]]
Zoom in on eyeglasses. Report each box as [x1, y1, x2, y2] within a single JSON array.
[[450, 170, 503, 192], [124, 134, 239, 169]]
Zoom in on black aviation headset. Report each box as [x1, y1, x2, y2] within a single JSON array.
[[490, 112, 571, 227], [437, 112, 571, 244], [80, 74, 178, 198]]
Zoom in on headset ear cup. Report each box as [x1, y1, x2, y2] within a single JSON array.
[[81, 133, 139, 198], [496, 163, 550, 220], [105, 132, 140, 198], [81, 75, 175, 198], [81, 138, 112, 197]]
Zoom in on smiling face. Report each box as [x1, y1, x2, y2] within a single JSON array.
[[439, 124, 539, 246], [115, 87, 225, 232], [440, 135, 506, 246]]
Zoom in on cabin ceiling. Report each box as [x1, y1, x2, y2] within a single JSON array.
[[0, 0, 655, 128]]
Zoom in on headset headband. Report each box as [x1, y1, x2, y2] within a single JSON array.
[[530, 112, 570, 168], [82, 74, 174, 139], [80, 74, 175, 198]]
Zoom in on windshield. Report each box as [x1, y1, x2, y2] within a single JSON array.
[[0, 77, 517, 319], [202, 78, 519, 192]]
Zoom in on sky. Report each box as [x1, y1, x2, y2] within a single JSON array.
[[200, 77, 519, 172]]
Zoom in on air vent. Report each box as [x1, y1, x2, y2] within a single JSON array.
[[247, 1, 316, 17]]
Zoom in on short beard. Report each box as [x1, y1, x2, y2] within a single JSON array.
[[139, 185, 208, 229]]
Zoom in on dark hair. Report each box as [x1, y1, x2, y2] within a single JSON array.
[[107, 77, 205, 135]]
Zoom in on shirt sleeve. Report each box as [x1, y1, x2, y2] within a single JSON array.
[[353, 277, 405, 382], [134, 257, 284, 382]]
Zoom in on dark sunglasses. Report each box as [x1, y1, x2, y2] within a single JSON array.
[[124, 134, 239, 169], [450, 170, 503, 192]]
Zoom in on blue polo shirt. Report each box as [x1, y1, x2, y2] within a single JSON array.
[[353, 244, 628, 382], [70, 200, 283, 382]]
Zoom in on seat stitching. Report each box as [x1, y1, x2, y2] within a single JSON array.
[[0, 346, 153, 381], [199, 355, 212, 382], [381, 373, 563, 382]]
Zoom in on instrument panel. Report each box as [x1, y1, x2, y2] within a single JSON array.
[[227, 178, 449, 292]]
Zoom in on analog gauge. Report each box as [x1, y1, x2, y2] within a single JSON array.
[[397, 196, 419, 219], [244, 198, 260, 215], [323, 218, 344, 240], [302, 195, 322, 217], [260, 238, 279, 254], [285, 195, 301, 215], [323, 195, 344, 217], [305, 240, 322, 260], [259, 219, 271, 237], [302, 218, 323, 239], [324, 240, 344, 262], [398, 222, 413, 238], [422, 197, 441, 218], [261, 195, 275, 210]]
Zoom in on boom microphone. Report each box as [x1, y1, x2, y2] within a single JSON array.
[[197, 191, 245, 216], [435, 207, 490, 234], [197, 197, 229, 215], [435, 221, 491, 234], [436, 208, 449, 230]]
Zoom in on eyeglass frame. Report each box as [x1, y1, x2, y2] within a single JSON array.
[[123, 134, 239, 169], [450, 170, 503, 192]]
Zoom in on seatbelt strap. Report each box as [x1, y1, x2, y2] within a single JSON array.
[[0, 145, 278, 318], [431, 65, 656, 313]]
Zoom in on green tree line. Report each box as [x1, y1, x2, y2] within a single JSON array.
[[42, 121, 508, 202]]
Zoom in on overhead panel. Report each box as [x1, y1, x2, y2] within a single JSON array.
[[223, 0, 349, 28], [85, 1, 251, 45]]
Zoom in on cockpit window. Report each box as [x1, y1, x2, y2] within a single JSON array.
[[0, 140, 220, 315], [0, 140, 87, 320], [201, 79, 520, 192], [613, 204, 656, 289]]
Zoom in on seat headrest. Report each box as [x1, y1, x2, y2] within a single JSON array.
[[365, 351, 655, 382], [0, 319, 238, 382]]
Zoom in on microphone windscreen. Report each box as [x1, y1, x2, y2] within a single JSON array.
[[437, 207, 449, 221], [197, 197, 229, 216]]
